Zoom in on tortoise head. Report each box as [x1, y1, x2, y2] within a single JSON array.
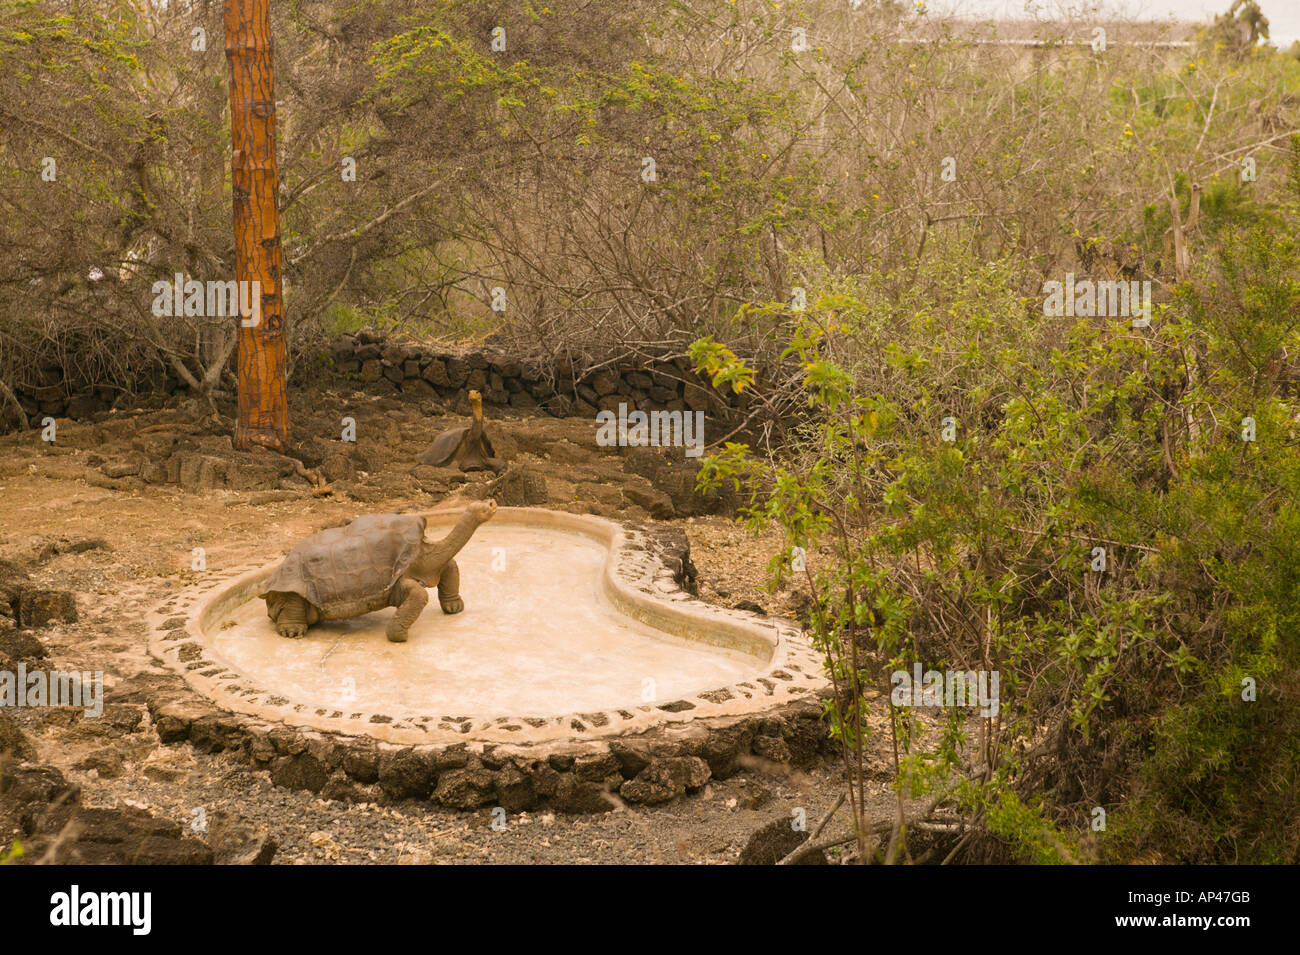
[[410, 499, 498, 583], [467, 389, 484, 427]]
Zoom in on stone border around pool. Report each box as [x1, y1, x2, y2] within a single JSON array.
[[151, 507, 827, 747], [136, 508, 837, 810]]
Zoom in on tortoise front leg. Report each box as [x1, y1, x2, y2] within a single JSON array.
[[437, 559, 464, 614], [270, 593, 313, 639], [387, 577, 429, 643]]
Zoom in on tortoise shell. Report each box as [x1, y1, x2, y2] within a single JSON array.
[[260, 513, 427, 617], [418, 426, 495, 468]]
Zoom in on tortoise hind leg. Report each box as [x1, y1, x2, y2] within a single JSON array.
[[387, 577, 429, 643], [437, 559, 464, 614], [269, 593, 313, 639]]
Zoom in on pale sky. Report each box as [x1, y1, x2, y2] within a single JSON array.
[[927, 1, 1300, 46]]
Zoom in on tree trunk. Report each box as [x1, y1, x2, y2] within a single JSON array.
[[0, 377, 28, 431], [225, 0, 289, 450]]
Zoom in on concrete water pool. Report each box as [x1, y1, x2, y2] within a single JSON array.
[[154, 507, 826, 746]]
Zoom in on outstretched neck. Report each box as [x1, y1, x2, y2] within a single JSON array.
[[469, 397, 483, 440], [422, 509, 483, 569]]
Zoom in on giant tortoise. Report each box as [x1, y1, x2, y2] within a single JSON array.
[[260, 500, 498, 642]]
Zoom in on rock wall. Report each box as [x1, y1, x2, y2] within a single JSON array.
[[139, 685, 835, 814], [4, 329, 758, 429], [327, 329, 753, 420], [8, 379, 121, 425]]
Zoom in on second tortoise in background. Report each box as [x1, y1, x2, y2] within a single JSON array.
[[419, 389, 505, 472]]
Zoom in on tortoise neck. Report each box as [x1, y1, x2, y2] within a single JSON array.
[[422, 509, 482, 569], [469, 399, 483, 438]]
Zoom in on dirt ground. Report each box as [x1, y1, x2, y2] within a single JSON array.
[[0, 383, 906, 864]]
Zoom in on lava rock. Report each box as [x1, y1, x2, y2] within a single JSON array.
[[492, 765, 537, 812], [551, 775, 616, 814], [73, 748, 124, 779], [141, 749, 195, 783], [410, 464, 467, 488], [9, 781, 213, 865], [433, 767, 496, 809], [99, 704, 144, 735], [321, 451, 357, 484], [619, 756, 711, 805], [51, 808, 215, 865], [623, 484, 675, 518], [429, 745, 468, 771], [421, 359, 451, 387], [573, 751, 621, 783], [205, 810, 277, 865], [642, 525, 699, 594], [735, 780, 774, 810], [267, 727, 308, 756], [0, 558, 30, 627], [101, 460, 139, 479], [0, 763, 78, 826], [608, 740, 653, 779], [484, 465, 548, 506], [341, 746, 381, 783], [620, 447, 668, 481], [700, 722, 758, 778], [737, 817, 827, 866], [32, 535, 112, 562], [378, 749, 435, 800], [14, 588, 77, 628], [783, 708, 830, 764], [188, 714, 248, 754], [150, 700, 221, 744], [321, 772, 382, 804], [269, 753, 329, 794], [0, 711, 36, 762], [0, 628, 48, 670], [751, 735, 793, 764]]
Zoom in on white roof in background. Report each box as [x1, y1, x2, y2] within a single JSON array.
[[921, 0, 1298, 47]]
